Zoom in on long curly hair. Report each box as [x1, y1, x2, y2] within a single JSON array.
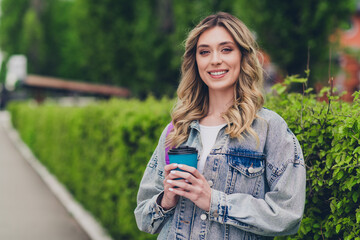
[[167, 12, 264, 148]]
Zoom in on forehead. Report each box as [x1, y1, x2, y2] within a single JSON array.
[[197, 26, 236, 46]]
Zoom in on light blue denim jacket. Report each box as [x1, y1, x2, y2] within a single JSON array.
[[134, 108, 306, 240]]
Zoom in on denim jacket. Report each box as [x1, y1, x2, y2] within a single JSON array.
[[134, 108, 306, 240]]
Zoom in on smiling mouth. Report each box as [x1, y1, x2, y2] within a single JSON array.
[[208, 70, 228, 76]]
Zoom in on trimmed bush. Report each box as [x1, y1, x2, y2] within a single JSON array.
[[7, 89, 360, 239], [8, 97, 172, 240], [267, 89, 360, 240]]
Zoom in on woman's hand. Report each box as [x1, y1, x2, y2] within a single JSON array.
[[161, 163, 182, 210], [165, 164, 211, 212]]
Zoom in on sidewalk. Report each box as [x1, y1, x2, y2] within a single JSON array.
[[0, 111, 109, 240]]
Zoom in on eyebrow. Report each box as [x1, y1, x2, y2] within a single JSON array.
[[197, 41, 235, 48]]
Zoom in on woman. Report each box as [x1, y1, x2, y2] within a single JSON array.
[[135, 12, 306, 239]]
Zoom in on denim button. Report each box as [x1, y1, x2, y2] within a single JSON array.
[[248, 166, 255, 173], [213, 210, 219, 218], [208, 180, 214, 187], [200, 214, 207, 220]]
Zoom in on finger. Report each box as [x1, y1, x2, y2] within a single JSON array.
[[166, 178, 192, 189], [166, 179, 191, 190], [165, 163, 178, 172], [163, 182, 178, 197], [164, 163, 178, 176], [177, 164, 202, 179], [164, 178, 188, 195], [163, 176, 183, 187], [170, 170, 197, 183], [168, 186, 192, 199], [164, 175, 189, 187], [166, 172, 186, 181]]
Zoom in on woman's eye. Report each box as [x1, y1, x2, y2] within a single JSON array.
[[199, 50, 210, 55], [222, 48, 233, 53]]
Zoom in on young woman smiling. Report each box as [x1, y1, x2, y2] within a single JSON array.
[[135, 12, 306, 240]]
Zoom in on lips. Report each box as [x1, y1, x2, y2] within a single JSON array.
[[208, 70, 229, 77]]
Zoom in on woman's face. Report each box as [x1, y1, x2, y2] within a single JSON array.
[[196, 26, 242, 94]]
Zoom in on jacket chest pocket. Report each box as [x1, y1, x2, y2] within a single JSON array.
[[225, 150, 266, 196]]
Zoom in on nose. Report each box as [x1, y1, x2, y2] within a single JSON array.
[[211, 51, 222, 65]]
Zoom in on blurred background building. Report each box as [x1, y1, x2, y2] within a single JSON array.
[[334, 3, 360, 101]]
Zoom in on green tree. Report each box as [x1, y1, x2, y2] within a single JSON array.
[[0, 0, 239, 97], [0, 0, 29, 55], [40, 0, 80, 78], [69, 0, 182, 97], [0, 0, 75, 75], [233, 0, 356, 85], [21, 8, 45, 73], [4, 0, 353, 96]]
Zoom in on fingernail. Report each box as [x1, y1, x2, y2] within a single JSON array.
[[169, 188, 174, 192], [185, 179, 189, 183], [178, 164, 184, 168], [167, 180, 172, 183], [173, 163, 178, 167], [170, 170, 176, 174]]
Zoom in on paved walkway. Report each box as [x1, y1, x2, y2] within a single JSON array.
[[0, 112, 91, 240]]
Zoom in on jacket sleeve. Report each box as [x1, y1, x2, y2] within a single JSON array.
[[134, 124, 175, 234], [208, 114, 306, 236]]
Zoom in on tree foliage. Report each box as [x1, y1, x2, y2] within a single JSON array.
[[0, 0, 357, 96], [0, 0, 29, 55], [0, 0, 73, 74], [269, 76, 360, 240], [233, 0, 356, 85]]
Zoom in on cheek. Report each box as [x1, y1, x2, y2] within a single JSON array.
[[196, 59, 207, 77], [232, 58, 241, 76]]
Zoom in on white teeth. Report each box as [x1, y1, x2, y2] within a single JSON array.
[[209, 71, 227, 76]]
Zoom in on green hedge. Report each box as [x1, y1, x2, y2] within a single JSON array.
[[266, 89, 360, 240], [7, 89, 360, 239], [8, 97, 172, 240]]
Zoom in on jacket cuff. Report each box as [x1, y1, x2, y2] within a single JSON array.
[[153, 191, 175, 220], [209, 189, 226, 224]]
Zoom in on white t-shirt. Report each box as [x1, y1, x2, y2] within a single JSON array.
[[198, 123, 227, 173]]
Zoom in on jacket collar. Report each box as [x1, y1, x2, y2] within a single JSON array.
[[189, 120, 229, 132], [189, 120, 200, 132]]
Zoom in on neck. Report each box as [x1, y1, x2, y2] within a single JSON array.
[[200, 88, 234, 126], [208, 88, 234, 115]]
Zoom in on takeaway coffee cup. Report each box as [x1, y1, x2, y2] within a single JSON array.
[[168, 146, 198, 171]]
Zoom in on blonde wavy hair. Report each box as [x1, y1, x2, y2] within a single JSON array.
[[167, 12, 264, 148]]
